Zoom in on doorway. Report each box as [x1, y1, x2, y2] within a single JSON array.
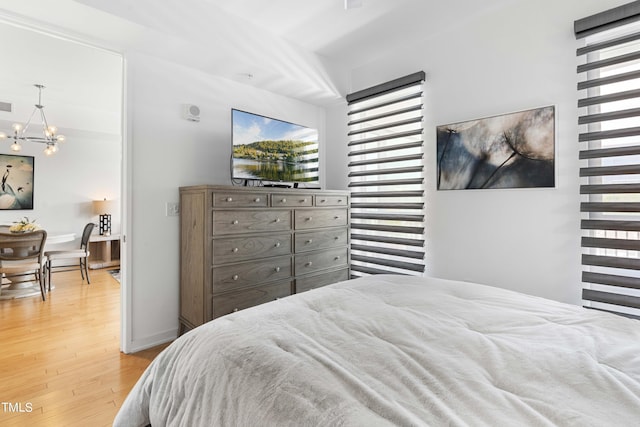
[[0, 20, 126, 347]]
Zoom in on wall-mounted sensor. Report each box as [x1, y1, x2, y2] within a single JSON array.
[[182, 104, 200, 122], [345, 0, 363, 9]]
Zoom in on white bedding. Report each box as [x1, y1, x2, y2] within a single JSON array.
[[114, 275, 640, 426]]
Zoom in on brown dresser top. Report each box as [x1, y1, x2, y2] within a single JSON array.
[[180, 184, 349, 196]]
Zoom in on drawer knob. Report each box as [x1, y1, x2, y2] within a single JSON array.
[[233, 308, 239, 312], [306, 217, 313, 221], [275, 218, 281, 223], [338, 199, 343, 203], [334, 216, 340, 220], [320, 199, 326, 203], [275, 242, 281, 247], [226, 197, 233, 202], [232, 274, 239, 280], [232, 248, 239, 253], [274, 266, 281, 272], [302, 198, 307, 203], [232, 220, 239, 225], [334, 256, 341, 261], [306, 239, 313, 244], [305, 261, 313, 267], [281, 198, 287, 203], [334, 236, 340, 240], [254, 197, 261, 202]]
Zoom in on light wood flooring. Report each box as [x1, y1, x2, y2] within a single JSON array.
[[0, 269, 169, 426]]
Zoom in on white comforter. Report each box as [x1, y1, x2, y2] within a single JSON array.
[[114, 275, 640, 426]]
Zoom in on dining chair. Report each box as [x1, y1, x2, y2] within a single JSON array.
[[45, 223, 95, 290], [0, 229, 48, 301]]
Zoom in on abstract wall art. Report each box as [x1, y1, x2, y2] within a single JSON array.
[[0, 154, 34, 210], [437, 106, 555, 190]]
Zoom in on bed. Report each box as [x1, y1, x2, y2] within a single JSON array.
[[114, 275, 640, 426]]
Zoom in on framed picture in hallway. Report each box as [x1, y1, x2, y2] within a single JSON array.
[[437, 105, 555, 190], [0, 154, 34, 210]]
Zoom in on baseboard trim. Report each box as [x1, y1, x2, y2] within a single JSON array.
[[126, 329, 177, 354]]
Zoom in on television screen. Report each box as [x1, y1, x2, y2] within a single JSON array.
[[231, 109, 319, 184]]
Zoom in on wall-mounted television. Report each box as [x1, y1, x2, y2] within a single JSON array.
[[231, 109, 319, 185]]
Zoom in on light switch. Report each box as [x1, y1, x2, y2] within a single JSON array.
[[166, 202, 180, 216]]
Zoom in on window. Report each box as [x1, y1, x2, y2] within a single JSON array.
[[576, 2, 640, 318], [346, 72, 425, 277]]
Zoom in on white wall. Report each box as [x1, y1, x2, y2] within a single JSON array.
[[126, 52, 326, 349], [326, 0, 630, 304], [0, 23, 121, 248]]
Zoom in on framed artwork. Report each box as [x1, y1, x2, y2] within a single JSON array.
[[437, 106, 555, 190], [0, 154, 34, 210]]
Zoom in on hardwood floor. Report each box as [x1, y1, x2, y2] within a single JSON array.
[[0, 269, 169, 426]]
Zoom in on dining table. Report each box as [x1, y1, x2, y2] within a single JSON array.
[[0, 227, 76, 300]]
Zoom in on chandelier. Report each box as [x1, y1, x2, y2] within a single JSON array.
[[0, 84, 66, 156]]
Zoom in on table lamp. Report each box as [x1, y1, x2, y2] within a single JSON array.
[[93, 198, 114, 236]]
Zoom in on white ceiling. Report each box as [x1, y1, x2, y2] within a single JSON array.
[[0, 0, 522, 105], [210, 0, 520, 71], [0, 22, 123, 134]]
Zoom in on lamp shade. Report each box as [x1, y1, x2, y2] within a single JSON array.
[[93, 199, 115, 215]]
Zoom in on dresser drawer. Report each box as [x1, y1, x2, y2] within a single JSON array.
[[213, 210, 291, 235], [213, 234, 291, 264], [212, 256, 292, 294], [315, 195, 348, 207], [212, 280, 292, 318], [213, 192, 268, 208], [295, 268, 349, 293], [295, 228, 348, 253], [294, 208, 347, 230], [295, 247, 348, 275], [271, 193, 313, 207]]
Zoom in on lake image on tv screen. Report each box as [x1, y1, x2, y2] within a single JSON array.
[[232, 110, 319, 182]]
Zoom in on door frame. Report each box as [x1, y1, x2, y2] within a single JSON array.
[[0, 14, 132, 352]]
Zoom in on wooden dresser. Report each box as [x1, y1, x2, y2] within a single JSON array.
[[179, 185, 350, 332]]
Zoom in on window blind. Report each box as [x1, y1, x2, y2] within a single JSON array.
[[576, 1, 640, 318], [346, 72, 426, 277]]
